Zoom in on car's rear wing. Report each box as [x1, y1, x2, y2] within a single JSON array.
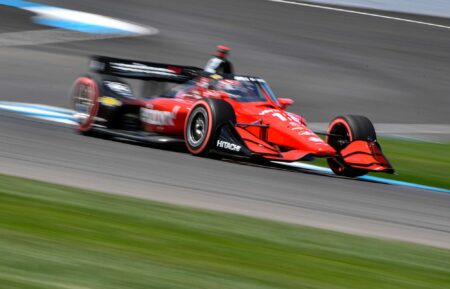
[[89, 55, 203, 83]]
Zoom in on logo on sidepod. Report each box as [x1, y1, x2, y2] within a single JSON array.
[[140, 106, 180, 126], [216, 140, 241, 152]]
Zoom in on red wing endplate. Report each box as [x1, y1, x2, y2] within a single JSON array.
[[340, 140, 394, 173]]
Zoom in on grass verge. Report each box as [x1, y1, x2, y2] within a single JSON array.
[[311, 138, 450, 190], [1, 174, 449, 289]]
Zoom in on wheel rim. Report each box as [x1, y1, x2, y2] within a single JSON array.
[[327, 119, 366, 176], [327, 121, 351, 174], [328, 122, 350, 152], [187, 107, 209, 147]]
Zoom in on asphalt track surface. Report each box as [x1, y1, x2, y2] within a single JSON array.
[[0, 0, 449, 248]]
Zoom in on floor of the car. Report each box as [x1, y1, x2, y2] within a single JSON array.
[[93, 127, 185, 145]]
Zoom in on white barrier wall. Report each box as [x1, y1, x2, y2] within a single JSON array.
[[308, 0, 450, 18]]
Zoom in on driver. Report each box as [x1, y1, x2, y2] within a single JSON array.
[[204, 45, 234, 75], [215, 80, 243, 98]]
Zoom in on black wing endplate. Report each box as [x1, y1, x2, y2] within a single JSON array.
[[89, 55, 203, 83]]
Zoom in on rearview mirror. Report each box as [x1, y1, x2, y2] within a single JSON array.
[[278, 98, 294, 109]]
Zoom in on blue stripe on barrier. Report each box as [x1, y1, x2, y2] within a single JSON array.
[[4, 110, 76, 121], [360, 176, 450, 194], [276, 160, 450, 194], [34, 18, 130, 34], [1, 0, 144, 35], [0, 103, 74, 115], [0, 0, 44, 8], [0, 102, 76, 121]]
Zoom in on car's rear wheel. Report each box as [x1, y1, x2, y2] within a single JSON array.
[[71, 76, 100, 135], [185, 99, 235, 156], [326, 115, 376, 177]]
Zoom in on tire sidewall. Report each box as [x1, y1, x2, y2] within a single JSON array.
[[328, 115, 376, 143], [72, 76, 100, 133], [327, 117, 354, 145], [185, 101, 214, 155], [184, 98, 236, 155], [326, 115, 376, 177]]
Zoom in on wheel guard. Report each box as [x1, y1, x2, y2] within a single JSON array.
[[339, 140, 394, 173], [212, 123, 312, 161], [211, 122, 254, 157]]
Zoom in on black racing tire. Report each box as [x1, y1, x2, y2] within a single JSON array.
[[326, 115, 377, 177], [71, 74, 127, 137], [185, 98, 236, 156]]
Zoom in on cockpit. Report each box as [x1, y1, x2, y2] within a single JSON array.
[[162, 75, 279, 105]]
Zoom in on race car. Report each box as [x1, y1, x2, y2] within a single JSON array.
[[70, 55, 394, 177]]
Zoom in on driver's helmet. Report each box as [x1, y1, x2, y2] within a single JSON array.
[[215, 45, 230, 58]]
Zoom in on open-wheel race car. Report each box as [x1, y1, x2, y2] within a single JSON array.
[[70, 55, 394, 177]]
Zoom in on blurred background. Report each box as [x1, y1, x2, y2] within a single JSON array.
[[0, 0, 449, 288], [2, 0, 450, 123]]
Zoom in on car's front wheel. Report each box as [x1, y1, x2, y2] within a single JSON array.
[[185, 99, 235, 156], [326, 115, 377, 177]]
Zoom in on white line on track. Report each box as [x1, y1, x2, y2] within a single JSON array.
[[269, 0, 450, 30]]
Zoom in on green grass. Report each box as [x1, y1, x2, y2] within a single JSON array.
[[311, 138, 450, 190], [375, 139, 450, 189], [1, 175, 449, 289]]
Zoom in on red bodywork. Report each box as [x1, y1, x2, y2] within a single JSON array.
[[78, 55, 393, 174], [130, 78, 339, 162]]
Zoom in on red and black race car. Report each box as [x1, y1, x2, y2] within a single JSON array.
[[70, 55, 394, 177]]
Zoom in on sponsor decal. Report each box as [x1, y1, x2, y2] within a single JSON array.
[[259, 109, 278, 116], [104, 81, 133, 96], [140, 106, 180, 126], [298, 130, 314, 136], [272, 112, 287, 122], [99, 96, 122, 107], [260, 110, 305, 125], [211, 74, 223, 80], [234, 76, 265, 83], [259, 109, 289, 122], [110, 62, 177, 76], [287, 112, 302, 123], [216, 140, 241, 152]]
